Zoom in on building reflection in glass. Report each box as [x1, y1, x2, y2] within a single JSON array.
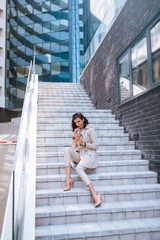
[[6, 0, 84, 108]]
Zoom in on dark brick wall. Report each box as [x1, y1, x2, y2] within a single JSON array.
[[80, 0, 160, 181]]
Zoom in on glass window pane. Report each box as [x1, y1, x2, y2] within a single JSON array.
[[60, 31, 69, 40], [60, 41, 69, 52], [43, 13, 51, 22], [131, 37, 149, 96], [60, 52, 69, 60], [51, 3, 60, 12], [17, 26, 25, 36], [36, 64, 43, 75], [43, 34, 51, 42], [33, 3, 42, 15], [60, 0, 68, 10], [51, 53, 60, 62], [43, 22, 51, 33], [17, 88, 25, 99], [61, 61, 69, 73], [51, 42, 60, 53], [60, 19, 68, 30], [9, 78, 16, 88], [34, 23, 42, 34], [17, 57, 25, 66], [119, 53, 130, 102], [17, 6, 25, 17], [10, 18, 17, 27], [17, 66, 25, 78], [35, 55, 43, 64], [42, 1, 50, 12], [26, 5, 33, 15], [50, 31, 60, 41], [26, 24, 33, 35], [51, 62, 60, 74], [26, 45, 33, 56], [51, 11, 60, 20], [34, 34, 44, 44], [43, 53, 51, 63], [151, 21, 160, 83], [10, 8, 17, 17], [26, 16, 33, 24], [51, 21, 60, 31], [60, 10, 68, 20], [42, 63, 50, 75], [10, 47, 17, 58]]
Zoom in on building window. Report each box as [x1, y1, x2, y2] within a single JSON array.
[[131, 37, 149, 96], [151, 21, 160, 83], [119, 52, 130, 102], [118, 18, 160, 104]]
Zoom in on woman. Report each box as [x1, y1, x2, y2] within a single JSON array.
[[64, 112, 102, 207]]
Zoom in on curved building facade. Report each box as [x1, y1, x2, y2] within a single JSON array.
[[6, 0, 84, 108]]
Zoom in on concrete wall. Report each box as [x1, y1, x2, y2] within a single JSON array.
[[80, 0, 160, 181], [0, 0, 6, 108]]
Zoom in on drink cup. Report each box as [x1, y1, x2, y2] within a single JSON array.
[[75, 130, 80, 141]]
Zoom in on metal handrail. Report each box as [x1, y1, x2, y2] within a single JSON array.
[[1, 58, 38, 240]]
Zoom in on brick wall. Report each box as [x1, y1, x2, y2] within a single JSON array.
[[80, 0, 160, 181]]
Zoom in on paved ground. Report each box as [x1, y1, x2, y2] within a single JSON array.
[[0, 120, 20, 237]]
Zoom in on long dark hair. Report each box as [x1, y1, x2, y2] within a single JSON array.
[[72, 112, 89, 131]]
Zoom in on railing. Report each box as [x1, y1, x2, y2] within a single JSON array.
[[1, 59, 38, 240]]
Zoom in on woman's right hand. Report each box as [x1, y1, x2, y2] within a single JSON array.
[[74, 128, 80, 133]]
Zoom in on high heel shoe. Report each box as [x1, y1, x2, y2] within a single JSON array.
[[94, 194, 103, 208], [64, 178, 74, 191]]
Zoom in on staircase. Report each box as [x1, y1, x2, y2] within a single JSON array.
[[35, 82, 160, 240]]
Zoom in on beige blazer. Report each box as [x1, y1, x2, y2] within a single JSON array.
[[72, 124, 98, 169]]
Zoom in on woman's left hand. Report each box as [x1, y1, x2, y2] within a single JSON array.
[[79, 137, 86, 147]]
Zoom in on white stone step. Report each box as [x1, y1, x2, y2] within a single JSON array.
[[38, 106, 95, 111], [38, 83, 83, 88], [36, 141, 135, 152], [36, 150, 142, 163], [38, 93, 89, 97], [37, 130, 125, 136], [38, 97, 91, 102], [37, 124, 121, 131], [37, 109, 112, 114], [37, 114, 116, 121], [35, 199, 160, 226], [36, 131, 128, 138], [37, 124, 124, 131], [36, 184, 160, 207], [37, 135, 129, 143], [36, 171, 157, 189], [35, 217, 160, 239], [37, 114, 115, 121], [36, 160, 149, 175], [38, 96, 90, 100], [37, 119, 119, 124], [38, 86, 84, 90], [38, 101, 93, 106], [38, 90, 88, 95]]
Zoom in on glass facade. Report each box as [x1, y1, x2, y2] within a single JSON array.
[[6, 0, 84, 108], [118, 18, 160, 104], [82, 0, 126, 69]]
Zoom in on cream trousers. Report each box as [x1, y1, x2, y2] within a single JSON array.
[[64, 147, 91, 186]]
